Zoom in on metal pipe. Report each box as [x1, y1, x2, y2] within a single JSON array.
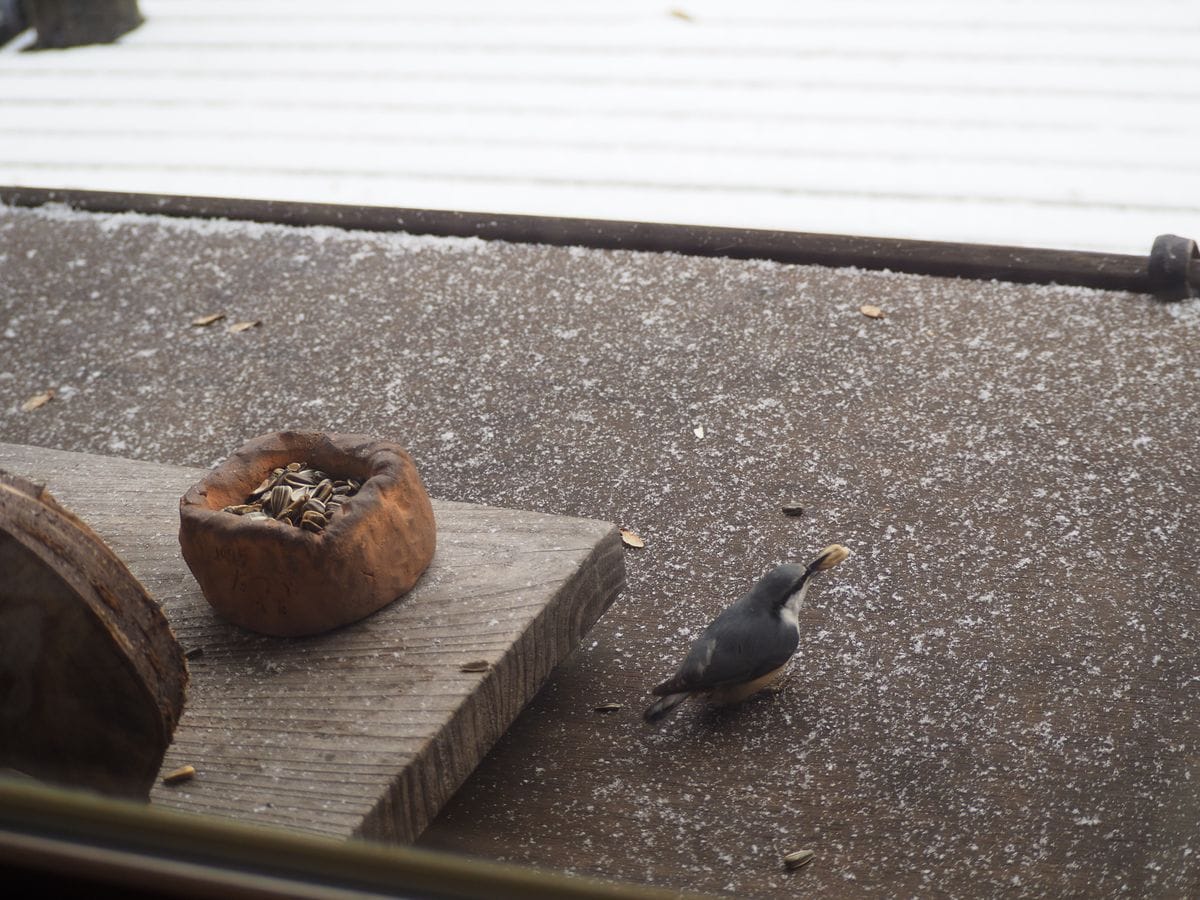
[[1, 185, 1193, 299]]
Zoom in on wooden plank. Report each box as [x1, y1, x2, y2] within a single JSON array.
[[0, 442, 625, 842]]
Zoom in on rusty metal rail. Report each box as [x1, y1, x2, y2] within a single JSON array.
[[2, 185, 1196, 299]]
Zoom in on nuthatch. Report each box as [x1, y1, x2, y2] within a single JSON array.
[[644, 544, 850, 722]]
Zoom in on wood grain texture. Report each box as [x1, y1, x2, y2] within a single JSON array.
[[0, 473, 186, 799], [0, 442, 625, 842]]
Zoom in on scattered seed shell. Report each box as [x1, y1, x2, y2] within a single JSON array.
[[249, 475, 275, 498], [460, 660, 490, 673], [183, 646, 205, 660], [594, 703, 623, 713], [620, 529, 645, 548], [784, 849, 815, 870], [20, 390, 53, 412], [228, 320, 262, 333], [860, 304, 885, 319], [162, 764, 196, 785], [191, 312, 225, 327], [781, 501, 805, 517], [669, 8, 694, 21]]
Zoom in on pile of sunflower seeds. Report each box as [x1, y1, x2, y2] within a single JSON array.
[[222, 462, 361, 534]]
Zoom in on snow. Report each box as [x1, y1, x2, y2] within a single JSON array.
[[2, 0, 1200, 252]]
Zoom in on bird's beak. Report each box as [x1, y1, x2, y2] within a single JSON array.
[[812, 544, 850, 571]]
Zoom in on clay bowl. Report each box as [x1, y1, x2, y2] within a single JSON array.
[[179, 431, 436, 637]]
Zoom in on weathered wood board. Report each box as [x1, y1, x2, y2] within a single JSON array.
[[0, 441, 625, 842]]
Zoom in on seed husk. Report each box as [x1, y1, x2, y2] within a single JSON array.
[[783, 849, 814, 870], [227, 319, 261, 333], [191, 313, 224, 327], [620, 529, 645, 548], [162, 764, 196, 785], [20, 390, 54, 412], [594, 703, 623, 713], [860, 304, 885, 319], [460, 660, 490, 673], [781, 501, 805, 517], [814, 544, 851, 571]]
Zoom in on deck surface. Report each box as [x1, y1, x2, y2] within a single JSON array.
[[1, 203, 1198, 897], [0, 441, 624, 843]]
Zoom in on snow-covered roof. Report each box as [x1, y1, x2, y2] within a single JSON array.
[[2, 0, 1199, 253]]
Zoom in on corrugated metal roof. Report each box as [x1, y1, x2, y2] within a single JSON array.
[[3, 0, 1199, 252]]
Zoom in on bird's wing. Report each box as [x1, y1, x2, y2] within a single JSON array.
[[652, 608, 799, 695]]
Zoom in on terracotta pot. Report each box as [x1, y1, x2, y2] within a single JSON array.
[[179, 432, 436, 637]]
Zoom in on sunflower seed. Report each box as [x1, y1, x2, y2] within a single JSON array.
[[594, 703, 623, 713], [300, 511, 328, 533], [783, 849, 814, 870], [162, 764, 196, 785], [221, 461, 362, 533], [280, 492, 308, 522], [460, 660, 490, 673], [248, 475, 276, 498], [191, 313, 224, 327]]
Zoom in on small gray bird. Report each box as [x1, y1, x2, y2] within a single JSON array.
[[644, 544, 850, 722]]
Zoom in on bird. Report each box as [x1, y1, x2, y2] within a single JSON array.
[[644, 544, 850, 723]]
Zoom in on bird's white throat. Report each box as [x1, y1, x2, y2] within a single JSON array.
[[781, 580, 811, 630]]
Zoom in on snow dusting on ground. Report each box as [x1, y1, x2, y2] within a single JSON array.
[[2, 204, 1198, 897]]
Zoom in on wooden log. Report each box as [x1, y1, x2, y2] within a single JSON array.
[[0, 442, 625, 841], [0, 471, 187, 800]]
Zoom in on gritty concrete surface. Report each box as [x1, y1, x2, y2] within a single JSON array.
[[2, 203, 1198, 898]]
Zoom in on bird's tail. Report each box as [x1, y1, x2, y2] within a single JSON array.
[[807, 543, 850, 574], [644, 691, 690, 723]]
